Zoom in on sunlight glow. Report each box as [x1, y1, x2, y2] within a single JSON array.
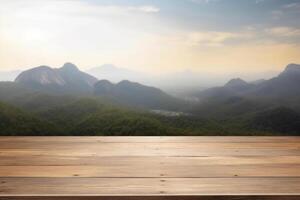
[[0, 0, 300, 75]]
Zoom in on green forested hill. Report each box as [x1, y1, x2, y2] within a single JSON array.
[[1, 95, 299, 136], [0, 102, 59, 135], [248, 107, 300, 135]]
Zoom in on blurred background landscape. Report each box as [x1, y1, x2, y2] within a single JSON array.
[[1, 0, 300, 136]]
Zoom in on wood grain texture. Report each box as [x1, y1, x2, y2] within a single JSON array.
[[0, 136, 299, 200]]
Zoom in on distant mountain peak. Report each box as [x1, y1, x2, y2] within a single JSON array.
[[225, 78, 248, 88], [15, 63, 98, 94], [95, 79, 114, 86], [279, 63, 300, 78], [61, 62, 79, 72], [284, 63, 300, 72], [15, 65, 65, 86], [118, 80, 133, 85], [31, 65, 53, 71]]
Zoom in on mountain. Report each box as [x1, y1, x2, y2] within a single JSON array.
[[192, 63, 300, 118], [197, 63, 300, 101], [225, 78, 251, 90], [16, 66, 65, 86], [57, 63, 98, 93], [247, 63, 300, 99], [94, 80, 184, 110], [15, 63, 98, 94], [197, 78, 253, 102]]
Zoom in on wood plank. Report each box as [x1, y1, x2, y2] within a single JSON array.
[[1, 164, 300, 178], [1, 155, 300, 166], [1, 155, 300, 178], [1, 178, 300, 196], [0, 142, 299, 156]]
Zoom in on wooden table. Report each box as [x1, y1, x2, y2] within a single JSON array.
[[0, 136, 300, 200]]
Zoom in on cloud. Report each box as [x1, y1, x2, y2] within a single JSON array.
[[152, 30, 255, 49], [266, 27, 300, 37], [283, 2, 300, 9], [128, 6, 160, 13], [183, 31, 254, 47], [186, 32, 238, 46], [0, 1, 160, 17]]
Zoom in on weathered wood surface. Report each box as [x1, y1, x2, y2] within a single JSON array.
[[0, 136, 299, 200]]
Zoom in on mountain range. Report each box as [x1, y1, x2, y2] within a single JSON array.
[[10, 62, 300, 113], [0, 62, 300, 135], [94, 80, 184, 110], [196, 63, 300, 100], [86, 65, 247, 96], [14, 62, 183, 110], [192, 63, 300, 118]]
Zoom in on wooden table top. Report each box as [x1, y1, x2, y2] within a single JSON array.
[[0, 136, 300, 200]]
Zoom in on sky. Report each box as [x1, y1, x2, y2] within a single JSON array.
[[1, 0, 300, 77]]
